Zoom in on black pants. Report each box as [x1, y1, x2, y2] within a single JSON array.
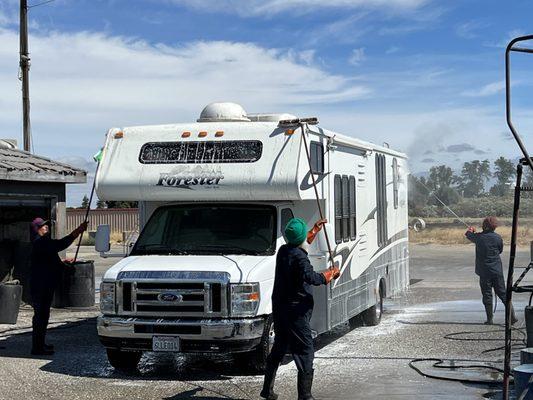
[[31, 288, 54, 350], [479, 273, 506, 307], [267, 309, 314, 373]]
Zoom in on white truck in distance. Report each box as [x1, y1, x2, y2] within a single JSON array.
[[95, 102, 409, 370]]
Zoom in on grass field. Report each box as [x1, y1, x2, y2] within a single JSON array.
[[409, 217, 533, 245]]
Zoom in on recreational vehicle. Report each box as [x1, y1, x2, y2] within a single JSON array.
[[95, 102, 409, 370]]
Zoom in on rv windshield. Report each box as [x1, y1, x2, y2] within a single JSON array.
[[131, 204, 277, 256]]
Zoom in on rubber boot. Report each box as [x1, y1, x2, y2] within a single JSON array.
[[297, 370, 315, 400], [484, 304, 494, 325], [260, 363, 279, 400]]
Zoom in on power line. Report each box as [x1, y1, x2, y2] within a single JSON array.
[[28, 0, 56, 9]]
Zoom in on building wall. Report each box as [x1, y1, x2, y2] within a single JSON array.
[[66, 208, 139, 235]]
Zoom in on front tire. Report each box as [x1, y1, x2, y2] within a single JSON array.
[[235, 315, 274, 373], [106, 348, 142, 370], [361, 284, 384, 326]]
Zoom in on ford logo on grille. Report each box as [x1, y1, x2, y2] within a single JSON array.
[[158, 292, 183, 302]]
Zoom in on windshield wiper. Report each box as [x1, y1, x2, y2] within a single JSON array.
[[133, 244, 190, 255], [192, 244, 263, 255]]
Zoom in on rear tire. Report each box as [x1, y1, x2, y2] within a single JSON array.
[[106, 348, 142, 371], [361, 284, 384, 326]]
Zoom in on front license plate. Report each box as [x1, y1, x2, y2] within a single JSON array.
[[152, 336, 180, 352]]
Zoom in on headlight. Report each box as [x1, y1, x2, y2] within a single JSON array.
[[230, 283, 260, 317], [100, 282, 116, 314]]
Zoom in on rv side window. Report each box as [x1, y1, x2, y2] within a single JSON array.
[[280, 208, 295, 242], [393, 158, 399, 209], [349, 176, 356, 240], [341, 175, 349, 242], [310, 141, 324, 174], [334, 175, 342, 244], [375, 154, 388, 247]]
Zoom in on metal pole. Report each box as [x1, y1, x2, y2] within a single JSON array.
[[19, 0, 31, 152], [300, 123, 335, 265], [502, 163, 523, 400], [73, 161, 100, 263]]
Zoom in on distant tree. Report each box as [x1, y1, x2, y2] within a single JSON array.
[[456, 160, 491, 197], [80, 195, 89, 209], [105, 201, 138, 209], [426, 165, 460, 205], [490, 157, 515, 196], [96, 199, 106, 209], [408, 175, 430, 212]]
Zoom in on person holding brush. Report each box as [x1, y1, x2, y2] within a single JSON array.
[[465, 216, 518, 326], [29, 218, 88, 355]]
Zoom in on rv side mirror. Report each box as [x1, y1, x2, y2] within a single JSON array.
[[317, 223, 335, 254], [95, 224, 111, 253]]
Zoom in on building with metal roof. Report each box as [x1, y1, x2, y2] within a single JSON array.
[[0, 140, 87, 301]]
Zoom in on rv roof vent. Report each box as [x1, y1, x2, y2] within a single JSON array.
[[197, 102, 250, 122], [0, 139, 17, 149], [247, 113, 298, 122]]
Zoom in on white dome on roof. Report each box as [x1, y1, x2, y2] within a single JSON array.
[[197, 102, 250, 122]]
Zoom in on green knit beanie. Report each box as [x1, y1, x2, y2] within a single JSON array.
[[284, 218, 308, 246]]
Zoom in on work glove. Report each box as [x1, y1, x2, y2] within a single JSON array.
[[321, 265, 340, 284], [307, 218, 328, 244]]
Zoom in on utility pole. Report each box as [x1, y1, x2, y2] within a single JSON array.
[[20, 0, 31, 152]]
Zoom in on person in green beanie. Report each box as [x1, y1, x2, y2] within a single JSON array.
[[260, 217, 340, 400]]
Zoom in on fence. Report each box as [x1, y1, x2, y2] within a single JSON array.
[[66, 208, 139, 234]]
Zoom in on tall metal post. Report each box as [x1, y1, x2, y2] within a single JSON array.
[[502, 163, 523, 399], [20, 0, 31, 152]]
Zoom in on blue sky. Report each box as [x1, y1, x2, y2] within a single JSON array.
[[0, 0, 532, 205]]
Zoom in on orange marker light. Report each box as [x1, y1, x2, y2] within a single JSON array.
[[247, 292, 260, 301], [198, 131, 208, 138], [182, 131, 191, 138], [215, 131, 224, 137], [114, 131, 124, 139], [286, 129, 295, 135]]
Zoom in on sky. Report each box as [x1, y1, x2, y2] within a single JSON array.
[[0, 0, 532, 206]]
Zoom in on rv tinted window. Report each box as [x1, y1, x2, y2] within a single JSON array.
[[393, 158, 399, 209], [310, 141, 324, 173], [139, 140, 263, 164], [349, 176, 356, 240], [334, 175, 342, 244], [342, 175, 349, 242]]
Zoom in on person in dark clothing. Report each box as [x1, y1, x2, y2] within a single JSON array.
[[465, 216, 517, 325], [30, 217, 87, 355], [261, 218, 340, 400]]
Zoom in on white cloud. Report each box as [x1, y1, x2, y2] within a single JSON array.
[[455, 20, 490, 39], [385, 46, 400, 54], [166, 0, 429, 17], [348, 47, 366, 66], [0, 26, 371, 205], [461, 81, 506, 97]]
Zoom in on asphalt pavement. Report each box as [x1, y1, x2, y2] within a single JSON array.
[[0, 243, 532, 400]]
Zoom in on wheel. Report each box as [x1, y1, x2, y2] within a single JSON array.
[[235, 315, 274, 373], [106, 348, 142, 370], [361, 284, 384, 326]]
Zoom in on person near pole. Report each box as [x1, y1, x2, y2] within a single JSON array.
[[260, 218, 340, 400], [30, 218, 88, 355], [465, 216, 518, 325]]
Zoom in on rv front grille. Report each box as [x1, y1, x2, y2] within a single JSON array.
[[117, 273, 229, 318]]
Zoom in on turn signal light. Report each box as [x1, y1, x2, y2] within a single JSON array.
[[114, 131, 124, 139], [247, 292, 260, 301], [182, 132, 191, 138], [286, 129, 295, 135], [215, 131, 224, 137], [199, 131, 208, 138]]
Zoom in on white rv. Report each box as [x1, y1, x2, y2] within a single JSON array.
[[95, 102, 409, 370]]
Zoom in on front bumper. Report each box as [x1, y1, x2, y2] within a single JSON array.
[[97, 315, 265, 353]]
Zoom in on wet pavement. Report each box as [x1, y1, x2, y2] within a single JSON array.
[[0, 244, 532, 399]]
